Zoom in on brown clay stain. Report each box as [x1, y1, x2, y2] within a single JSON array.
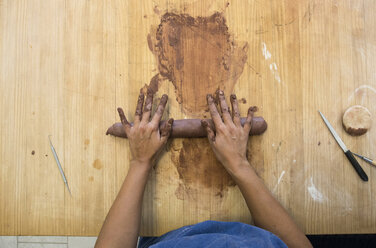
[[93, 159, 103, 170], [153, 5, 161, 15], [147, 74, 162, 95], [171, 139, 235, 200], [84, 139, 90, 150], [148, 12, 248, 117], [31, 150, 35, 155], [88, 176, 94, 182], [174, 183, 198, 201]]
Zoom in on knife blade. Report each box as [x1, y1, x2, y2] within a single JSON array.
[[318, 111, 368, 181]]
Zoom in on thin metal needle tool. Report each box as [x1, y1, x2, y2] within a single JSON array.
[[48, 135, 72, 196], [352, 153, 376, 167]]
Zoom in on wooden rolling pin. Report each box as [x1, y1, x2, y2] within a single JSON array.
[[106, 117, 267, 138]]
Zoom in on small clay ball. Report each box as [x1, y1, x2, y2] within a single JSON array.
[[342, 105, 372, 136]]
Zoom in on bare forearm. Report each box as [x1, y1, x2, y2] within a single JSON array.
[[95, 162, 150, 248], [96, 91, 172, 247], [231, 161, 312, 248]]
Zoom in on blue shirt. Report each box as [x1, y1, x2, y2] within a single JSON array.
[[138, 220, 287, 248]]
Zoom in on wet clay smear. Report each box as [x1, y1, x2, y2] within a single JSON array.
[[171, 139, 236, 200], [149, 12, 248, 117]]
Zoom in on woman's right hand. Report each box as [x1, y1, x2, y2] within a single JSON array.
[[117, 90, 173, 169], [201, 90, 257, 175]]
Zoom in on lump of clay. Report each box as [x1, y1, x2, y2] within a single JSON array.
[[342, 105, 372, 136], [106, 117, 267, 139]]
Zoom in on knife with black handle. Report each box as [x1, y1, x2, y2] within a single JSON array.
[[319, 111, 368, 182], [345, 151, 368, 181]]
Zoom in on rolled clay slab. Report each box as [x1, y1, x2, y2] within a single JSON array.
[[106, 117, 267, 138], [342, 105, 372, 136]]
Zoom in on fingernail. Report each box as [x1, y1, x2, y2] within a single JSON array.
[[230, 94, 236, 100], [160, 94, 168, 104], [207, 94, 213, 100], [168, 118, 174, 125], [248, 106, 258, 114], [219, 90, 224, 96]]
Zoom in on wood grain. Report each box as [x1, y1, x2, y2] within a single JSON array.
[[0, 0, 375, 236]]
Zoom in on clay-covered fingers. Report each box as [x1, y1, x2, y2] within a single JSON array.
[[160, 118, 174, 142], [151, 94, 168, 128], [216, 90, 232, 125], [230, 94, 241, 127], [201, 120, 215, 143], [117, 107, 131, 135], [207, 94, 223, 127], [244, 106, 258, 133], [134, 91, 145, 125], [141, 88, 153, 124]]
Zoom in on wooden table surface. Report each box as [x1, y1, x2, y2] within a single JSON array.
[[1, 0, 376, 236]]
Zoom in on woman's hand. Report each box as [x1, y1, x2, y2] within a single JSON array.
[[201, 90, 257, 175], [117, 89, 173, 169]]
